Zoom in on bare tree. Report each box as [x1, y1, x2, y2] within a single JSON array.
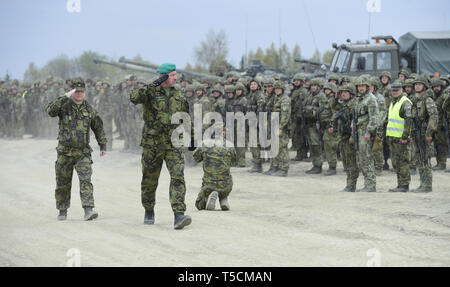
[[194, 29, 229, 73]]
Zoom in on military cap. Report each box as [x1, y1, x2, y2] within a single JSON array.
[[391, 80, 403, 91], [71, 78, 85, 91], [157, 63, 176, 74]]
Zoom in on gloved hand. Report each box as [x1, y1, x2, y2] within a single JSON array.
[[148, 74, 169, 88]]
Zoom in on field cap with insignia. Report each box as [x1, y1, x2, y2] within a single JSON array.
[[71, 78, 85, 91]]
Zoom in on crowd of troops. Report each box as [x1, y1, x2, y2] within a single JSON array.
[[1, 69, 449, 193]]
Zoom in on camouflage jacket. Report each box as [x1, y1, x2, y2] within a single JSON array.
[[415, 92, 438, 138], [290, 86, 308, 119], [272, 93, 291, 132], [130, 85, 189, 149], [373, 91, 387, 126], [434, 92, 449, 129], [226, 94, 248, 114], [354, 91, 379, 135], [46, 96, 107, 154], [303, 90, 327, 125], [247, 89, 266, 113], [332, 97, 357, 139], [193, 138, 236, 182]]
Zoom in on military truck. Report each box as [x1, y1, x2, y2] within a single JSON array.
[[327, 31, 450, 79]]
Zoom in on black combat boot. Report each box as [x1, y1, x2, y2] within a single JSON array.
[[432, 164, 446, 171], [293, 154, 304, 161], [324, 167, 337, 176], [248, 162, 263, 173], [411, 186, 432, 193], [264, 167, 278, 175], [174, 213, 192, 230], [339, 186, 355, 192], [271, 169, 288, 177], [83, 207, 98, 221], [219, 197, 230, 211], [144, 210, 155, 225], [305, 166, 322, 174], [388, 185, 409, 192], [57, 210, 67, 221], [383, 162, 390, 171]]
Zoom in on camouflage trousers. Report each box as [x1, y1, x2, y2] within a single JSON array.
[[103, 115, 113, 151], [415, 140, 433, 188], [269, 131, 290, 171], [195, 177, 233, 210], [409, 141, 419, 169], [357, 129, 376, 190], [291, 120, 308, 157], [141, 147, 186, 214], [305, 124, 323, 167], [54, 151, 94, 210], [389, 138, 411, 186], [323, 129, 338, 168], [341, 137, 359, 189], [434, 127, 449, 168]]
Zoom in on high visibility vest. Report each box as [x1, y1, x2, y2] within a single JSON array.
[[386, 95, 412, 138]]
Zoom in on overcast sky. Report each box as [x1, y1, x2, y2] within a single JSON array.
[[1, 0, 449, 80]]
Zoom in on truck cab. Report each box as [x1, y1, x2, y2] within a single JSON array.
[[329, 36, 400, 79]]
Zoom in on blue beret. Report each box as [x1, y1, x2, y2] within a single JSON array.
[[157, 63, 176, 74]]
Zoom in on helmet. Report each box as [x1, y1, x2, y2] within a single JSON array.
[[339, 83, 355, 95], [398, 68, 410, 78], [234, 82, 246, 92], [185, 84, 195, 92], [379, 71, 392, 81], [194, 82, 205, 92], [413, 75, 429, 89], [273, 81, 285, 91], [430, 78, 443, 87], [340, 76, 352, 85], [264, 77, 275, 87], [323, 82, 337, 94], [369, 76, 381, 89], [403, 79, 414, 87], [310, 78, 323, 87], [354, 76, 370, 87], [327, 73, 340, 83], [293, 73, 306, 82], [211, 84, 223, 94], [225, 85, 235, 93]]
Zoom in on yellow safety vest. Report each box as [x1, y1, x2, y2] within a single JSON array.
[[386, 95, 412, 138]]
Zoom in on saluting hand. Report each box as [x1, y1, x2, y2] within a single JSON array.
[[67, 89, 76, 98]]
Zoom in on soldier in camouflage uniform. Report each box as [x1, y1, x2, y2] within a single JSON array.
[[379, 71, 392, 170], [130, 63, 192, 229], [247, 78, 266, 173], [193, 128, 236, 211], [369, 76, 387, 175], [184, 84, 197, 167], [264, 81, 291, 177], [403, 79, 419, 174], [95, 80, 115, 151], [290, 73, 309, 161], [227, 82, 248, 167], [211, 84, 227, 120], [332, 84, 358, 192], [353, 76, 379, 192], [46, 79, 106, 221], [304, 78, 328, 174], [386, 82, 413, 192], [430, 78, 448, 170], [410, 75, 438, 192], [322, 82, 339, 175]]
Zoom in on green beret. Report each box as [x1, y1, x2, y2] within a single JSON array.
[[157, 62, 176, 74]]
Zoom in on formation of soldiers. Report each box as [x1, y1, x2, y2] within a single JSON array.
[[181, 70, 450, 193], [0, 75, 147, 153], [1, 69, 449, 192]]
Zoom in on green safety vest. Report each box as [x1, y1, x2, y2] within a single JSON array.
[[386, 95, 412, 138]]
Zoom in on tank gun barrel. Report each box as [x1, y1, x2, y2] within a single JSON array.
[[92, 56, 158, 75]]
